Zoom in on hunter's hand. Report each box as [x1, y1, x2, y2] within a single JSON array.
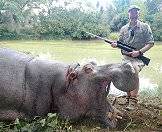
[[111, 41, 117, 48], [129, 50, 141, 57]]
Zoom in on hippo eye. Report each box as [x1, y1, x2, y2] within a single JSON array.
[[85, 68, 93, 74]]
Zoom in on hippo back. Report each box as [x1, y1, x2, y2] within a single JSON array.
[[0, 48, 34, 109]]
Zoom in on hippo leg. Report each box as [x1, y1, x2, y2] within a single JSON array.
[[96, 101, 119, 128], [98, 115, 117, 128], [100, 107, 123, 128], [0, 110, 27, 121]]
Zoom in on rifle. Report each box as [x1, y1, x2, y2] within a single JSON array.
[[86, 32, 150, 66]]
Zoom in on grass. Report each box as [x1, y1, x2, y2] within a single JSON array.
[[0, 40, 121, 63]]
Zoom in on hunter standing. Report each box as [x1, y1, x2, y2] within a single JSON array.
[[111, 5, 154, 110]]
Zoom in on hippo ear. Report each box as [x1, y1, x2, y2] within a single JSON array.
[[82, 64, 94, 74], [68, 72, 78, 81], [66, 66, 78, 82]]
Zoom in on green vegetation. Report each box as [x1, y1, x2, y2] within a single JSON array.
[[0, 40, 121, 63], [0, 0, 162, 40], [108, 32, 120, 40], [0, 113, 73, 132]]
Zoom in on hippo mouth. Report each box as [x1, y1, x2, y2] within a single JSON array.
[[100, 80, 111, 93], [100, 80, 123, 128]]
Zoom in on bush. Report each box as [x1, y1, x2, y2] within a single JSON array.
[[0, 26, 18, 40], [160, 36, 162, 41], [108, 32, 119, 40]]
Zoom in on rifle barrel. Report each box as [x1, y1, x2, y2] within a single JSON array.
[[86, 32, 112, 43], [85, 31, 150, 65]]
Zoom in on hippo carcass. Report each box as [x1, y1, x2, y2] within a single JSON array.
[[0, 48, 139, 128]]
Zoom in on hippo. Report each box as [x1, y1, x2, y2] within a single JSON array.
[[0, 48, 139, 128]]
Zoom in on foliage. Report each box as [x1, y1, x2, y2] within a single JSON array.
[[35, 8, 110, 40], [108, 32, 119, 40], [0, 0, 161, 40], [0, 25, 18, 40], [0, 113, 72, 131], [145, 12, 162, 41], [110, 13, 128, 32], [144, 0, 162, 41]]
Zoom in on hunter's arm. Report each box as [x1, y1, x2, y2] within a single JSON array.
[[139, 43, 154, 54], [139, 24, 154, 54]]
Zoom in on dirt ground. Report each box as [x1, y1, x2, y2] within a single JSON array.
[[108, 94, 162, 131], [0, 94, 161, 131]]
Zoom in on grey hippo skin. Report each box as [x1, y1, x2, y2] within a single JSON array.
[[0, 48, 139, 128]]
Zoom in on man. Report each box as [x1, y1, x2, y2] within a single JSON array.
[[111, 5, 154, 110]]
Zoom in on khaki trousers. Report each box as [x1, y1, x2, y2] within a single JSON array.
[[122, 55, 145, 73]]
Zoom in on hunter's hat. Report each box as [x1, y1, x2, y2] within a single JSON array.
[[128, 5, 140, 12]]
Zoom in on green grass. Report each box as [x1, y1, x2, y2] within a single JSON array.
[[0, 40, 121, 63], [0, 40, 162, 96]]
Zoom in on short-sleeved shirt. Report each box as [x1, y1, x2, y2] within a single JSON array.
[[119, 20, 154, 72], [119, 20, 154, 51]]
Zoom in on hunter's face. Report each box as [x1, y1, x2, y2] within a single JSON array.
[[128, 9, 139, 21]]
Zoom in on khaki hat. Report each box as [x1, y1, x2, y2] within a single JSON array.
[[128, 5, 140, 12]]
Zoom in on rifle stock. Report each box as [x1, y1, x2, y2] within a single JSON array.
[[86, 32, 150, 65]]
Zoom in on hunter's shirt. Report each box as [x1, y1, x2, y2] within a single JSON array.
[[119, 20, 154, 51]]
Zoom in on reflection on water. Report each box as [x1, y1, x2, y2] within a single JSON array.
[[160, 65, 162, 73], [109, 77, 159, 96]]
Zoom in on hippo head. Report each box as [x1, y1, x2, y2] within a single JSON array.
[[53, 62, 138, 128]]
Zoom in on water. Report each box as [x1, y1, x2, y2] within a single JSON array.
[[109, 76, 159, 96], [160, 65, 162, 73]]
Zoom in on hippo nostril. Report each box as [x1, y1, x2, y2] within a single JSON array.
[[85, 68, 93, 74]]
